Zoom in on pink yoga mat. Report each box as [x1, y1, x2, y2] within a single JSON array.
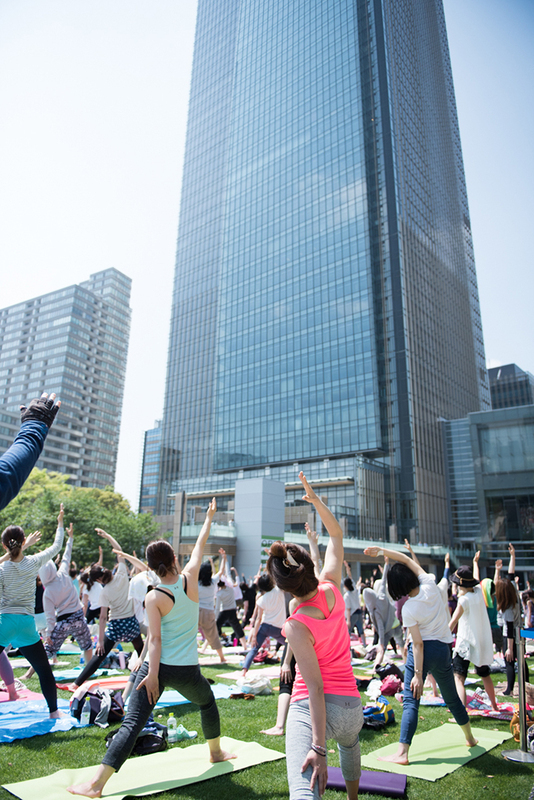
[[0, 688, 43, 703]]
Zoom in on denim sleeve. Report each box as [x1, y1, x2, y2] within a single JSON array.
[[0, 420, 48, 511]]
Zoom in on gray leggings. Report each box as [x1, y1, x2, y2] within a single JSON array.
[[286, 697, 363, 800], [102, 660, 220, 772]]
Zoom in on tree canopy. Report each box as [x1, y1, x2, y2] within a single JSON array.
[[0, 469, 159, 569]]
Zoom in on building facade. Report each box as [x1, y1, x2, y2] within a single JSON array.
[[442, 404, 534, 576], [489, 363, 534, 410], [0, 269, 131, 488], [158, 0, 488, 545], [139, 420, 162, 514]]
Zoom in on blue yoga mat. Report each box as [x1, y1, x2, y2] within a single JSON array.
[[0, 699, 78, 744], [53, 667, 122, 680], [153, 682, 233, 708]]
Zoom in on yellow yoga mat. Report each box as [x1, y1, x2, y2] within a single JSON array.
[[361, 723, 512, 781], [3, 737, 285, 800]]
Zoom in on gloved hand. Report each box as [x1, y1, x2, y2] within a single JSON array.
[[20, 392, 61, 428]]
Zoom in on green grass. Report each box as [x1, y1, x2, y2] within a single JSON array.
[[0, 648, 532, 800]]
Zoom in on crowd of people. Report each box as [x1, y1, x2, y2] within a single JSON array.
[[0, 394, 530, 799]]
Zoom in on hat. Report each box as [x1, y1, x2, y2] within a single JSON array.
[[450, 566, 479, 588]]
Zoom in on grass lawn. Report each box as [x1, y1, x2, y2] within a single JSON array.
[[0, 646, 532, 800]]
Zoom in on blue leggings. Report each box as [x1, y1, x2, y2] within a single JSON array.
[[242, 622, 286, 671], [400, 640, 468, 744]]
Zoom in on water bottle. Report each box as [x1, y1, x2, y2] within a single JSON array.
[[79, 655, 85, 667], [167, 712, 178, 743], [80, 699, 91, 727]]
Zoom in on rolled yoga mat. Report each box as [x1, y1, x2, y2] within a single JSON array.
[[327, 766, 406, 797], [3, 736, 285, 800]]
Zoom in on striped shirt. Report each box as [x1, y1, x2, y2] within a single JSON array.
[[0, 526, 64, 615]]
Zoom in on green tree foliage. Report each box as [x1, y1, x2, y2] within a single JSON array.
[[0, 469, 159, 568]]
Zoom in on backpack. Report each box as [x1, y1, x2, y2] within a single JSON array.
[[362, 696, 395, 730], [70, 689, 125, 728], [380, 674, 402, 696], [375, 662, 404, 682], [105, 716, 168, 756]]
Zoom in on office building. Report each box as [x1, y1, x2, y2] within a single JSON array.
[[0, 269, 131, 488], [139, 420, 162, 514], [442, 404, 534, 577], [158, 0, 489, 547], [489, 363, 534, 410]]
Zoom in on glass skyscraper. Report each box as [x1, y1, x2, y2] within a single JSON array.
[[159, 0, 489, 544], [0, 269, 131, 488]]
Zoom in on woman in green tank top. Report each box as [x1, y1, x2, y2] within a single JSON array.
[[68, 499, 236, 799]]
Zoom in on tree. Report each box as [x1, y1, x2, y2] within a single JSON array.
[[0, 469, 159, 568]]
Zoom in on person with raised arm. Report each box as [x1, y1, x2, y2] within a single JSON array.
[[448, 557, 499, 712], [343, 560, 364, 643], [68, 499, 235, 798], [71, 529, 145, 688], [0, 504, 65, 717], [267, 472, 362, 800], [0, 392, 61, 511], [363, 545, 477, 765]]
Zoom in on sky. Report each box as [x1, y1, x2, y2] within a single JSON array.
[[0, 0, 533, 510]]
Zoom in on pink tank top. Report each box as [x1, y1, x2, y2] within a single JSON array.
[[283, 582, 359, 703]]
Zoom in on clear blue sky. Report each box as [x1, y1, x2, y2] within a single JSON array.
[[0, 0, 532, 508]]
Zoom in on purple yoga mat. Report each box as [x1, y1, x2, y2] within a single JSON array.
[[327, 766, 406, 797]]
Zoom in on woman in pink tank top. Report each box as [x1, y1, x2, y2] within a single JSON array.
[[267, 472, 363, 800]]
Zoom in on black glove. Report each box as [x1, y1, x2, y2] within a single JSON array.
[[20, 394, 60, 428]]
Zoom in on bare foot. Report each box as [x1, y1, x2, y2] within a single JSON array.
[[49, 709, 67, 719], [377, 752, 409, 765], [466, 737, 478, 747], [260, 726, 284, 736], [67, 782, 103, 798], [210, 749, 238, 763], [8, 690, 19, 701]]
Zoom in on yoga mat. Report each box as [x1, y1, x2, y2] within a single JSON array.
[[153, 683, 233, 708], [0, 699, 77, 744], [58, 646, 82, 655], [56, 676, 131, 692], [3, 736, 285, 800], [361, 723, 512, 781], [53, 667, 122, 681], [8, 659, 70, 669], [217, 666, 280, 681], [327, 766, 406, 797], [0, 687, 42, 703]]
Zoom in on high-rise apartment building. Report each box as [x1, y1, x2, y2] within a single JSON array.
[[158, 0, 489, 544], [489, 364, 534, 410], [0, 269, 131, 488]]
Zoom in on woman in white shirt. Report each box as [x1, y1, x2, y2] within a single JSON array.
[[448, 565, 499, 712], [241, 574, 287, 676], [363, 546, 477, 765]]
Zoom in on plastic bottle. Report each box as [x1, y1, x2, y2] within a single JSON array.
[[118, 651, 126, 670], [167, 712, 178, 743], [80, 699, 91, 727], [79, 655, 85, 667]]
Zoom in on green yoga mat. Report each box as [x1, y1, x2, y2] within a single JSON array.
[[3, 737, 285, 800], [361, 723, 512, 782]]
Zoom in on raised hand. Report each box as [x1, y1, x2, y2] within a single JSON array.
[[20, 391, 61, 428], [206, 497, 217, 519], [23, 531, 41, 550], [299, 472, 318, 503], [58, 503, 64, 526], [305, 522, 318, 544], [473, 551, 480, 563], [364, 546, 382, 559], [68, 522, 74, 538]]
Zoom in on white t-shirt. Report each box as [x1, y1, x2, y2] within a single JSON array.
[[257, 586, 287, 629], [198, 579, 218, 611], [128, 569, 159, 625], [83, 581, 104, 609], [402, 573, 452, 643], [453, 586, 493, 666], [99, 562, 135, 620], [344, 589, 361, 615]]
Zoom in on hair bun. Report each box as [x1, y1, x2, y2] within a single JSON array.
[[269, 541, 287, 560]]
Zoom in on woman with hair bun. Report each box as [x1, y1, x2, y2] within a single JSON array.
[[267, 472, 363, 800], [0, 504, 65, 717], [68, 499, 236, 799]]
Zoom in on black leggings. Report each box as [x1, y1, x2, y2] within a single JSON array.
[[0, 641, 57, 713], [506, 641, 530, 694], [74, 634, 144, 687], [216, 609, 245, 641]]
